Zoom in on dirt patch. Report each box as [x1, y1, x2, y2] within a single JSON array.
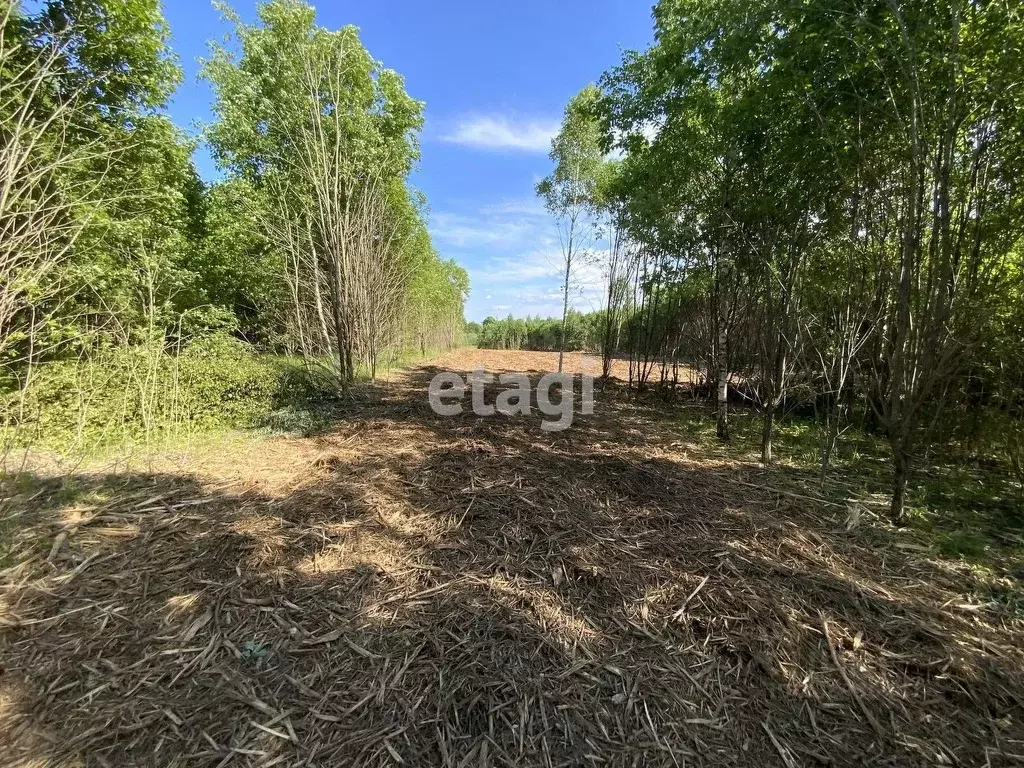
[[1, 349, 1022, 767], [429, 348, 608, 376], [425, 348, 699, 385]]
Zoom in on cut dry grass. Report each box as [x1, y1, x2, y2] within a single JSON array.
[[1, 349, 1022, 767]]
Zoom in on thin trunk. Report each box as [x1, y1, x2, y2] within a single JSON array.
[[716, 313, 729, 442], [890, 443, 911, 524], [761, 405, 775, 466], [330, 253, 349, 391], [715, 259, 730, 442], [558, 226, 573, 374], [311, 264, 332, 353], [820, 400, 841, 483]]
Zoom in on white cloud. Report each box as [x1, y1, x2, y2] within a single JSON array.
[[430, 197, 555, 253], [431, 212, 535, 250], [480, 199, 549, 217], [432, 197, 612, 321], [470, 248, 607, 318], [441, 115, 558, 153], [471, 249, 563, 284]]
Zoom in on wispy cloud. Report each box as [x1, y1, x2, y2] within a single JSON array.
[[430, 197, 554, 253], [431, 197, 609, 320], [441, 115, 558, 153], [471, 249, 607, 318], [480, 199, 549, 217], [472, 250, 562, 284], [431, 212, 537, 250]]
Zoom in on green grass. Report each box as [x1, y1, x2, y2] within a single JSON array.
[[936, 529, 990, 559], [0, 336, 331, 457]]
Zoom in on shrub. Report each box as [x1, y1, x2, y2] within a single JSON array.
[[0, 334, 312, 452]]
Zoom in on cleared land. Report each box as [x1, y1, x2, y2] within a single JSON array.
[[1, 349, 1022, 767]]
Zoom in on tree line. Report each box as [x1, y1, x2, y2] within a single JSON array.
[[469, 311, 607, 353], [526, 0, 1024, 522], [1, 0, 467, 444]]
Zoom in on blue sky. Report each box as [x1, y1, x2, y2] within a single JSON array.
[[162, 1, 654, 321]]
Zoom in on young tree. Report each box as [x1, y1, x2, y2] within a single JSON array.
[[537, 85, 604, 373], [594, 159, 632, 379], [0, 6, 99, 361], [599, 11, 745, 440], [204, 0, 436, 386], [789, 0, 1024, 520], [1, 0, 188, 362], [599, 0, 1024, 515]]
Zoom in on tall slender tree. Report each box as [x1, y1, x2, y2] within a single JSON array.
[[537, 85, 605, 373]]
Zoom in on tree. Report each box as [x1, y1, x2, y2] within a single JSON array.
[[1, 0, 191, 364], [537, 85, 604, 373], [197, 177, 281, 343], [598, 0, 1024, 516], [780, 0, 1024, 520], [599, 10, 743, 438], [204, 0, 455, 385]]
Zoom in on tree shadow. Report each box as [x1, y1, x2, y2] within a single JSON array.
[[1, 360, 1022, 767]]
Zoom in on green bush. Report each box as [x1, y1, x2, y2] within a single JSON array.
[[175, 334, 287, 427], [0, 334, 317, 451]]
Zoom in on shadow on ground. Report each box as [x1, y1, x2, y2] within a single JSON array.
[[1, 359, 1023, 767]]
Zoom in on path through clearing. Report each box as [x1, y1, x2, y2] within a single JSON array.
[[1, 350, 1022, 767]]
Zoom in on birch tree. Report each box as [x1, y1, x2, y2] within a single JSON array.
[[537, 86, 604, 373]]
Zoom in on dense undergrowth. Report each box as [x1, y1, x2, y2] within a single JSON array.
[[0, 335, 449, 457], [2, 336, 299, 454]]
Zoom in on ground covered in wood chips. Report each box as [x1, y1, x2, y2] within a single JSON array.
[[2, 349, 1023, 767]]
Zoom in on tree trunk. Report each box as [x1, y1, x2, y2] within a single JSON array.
[[890, 445, 911, 524], [329, 255, 349, 391], [716, 306, 730, 442], [312, 280, 332, 353], [761, 405, 775, 466], [820, 410, 839, 483], [558, 248, 571, 374]]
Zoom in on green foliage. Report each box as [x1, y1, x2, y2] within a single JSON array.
[[66, 115, 209, 341], [2, 0, 212, 356], [536, 85, 605, 217], [32, 0, 181, 113], [592, 0, 1024, 516], [203, 0, 423, 183], [192, 177, 282, 342], [1, 0, 469, 454], [1, 334, 310, 451], [201, 0, 464, 380], [405, 253, 469, 352], [937, 530, 989, 560], [476, 311, 601, 353]]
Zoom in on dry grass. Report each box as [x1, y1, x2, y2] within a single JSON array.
[[1, 349, 1022, 767]]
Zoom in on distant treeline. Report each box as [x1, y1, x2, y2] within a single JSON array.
[[467, 311, 609, 353]]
